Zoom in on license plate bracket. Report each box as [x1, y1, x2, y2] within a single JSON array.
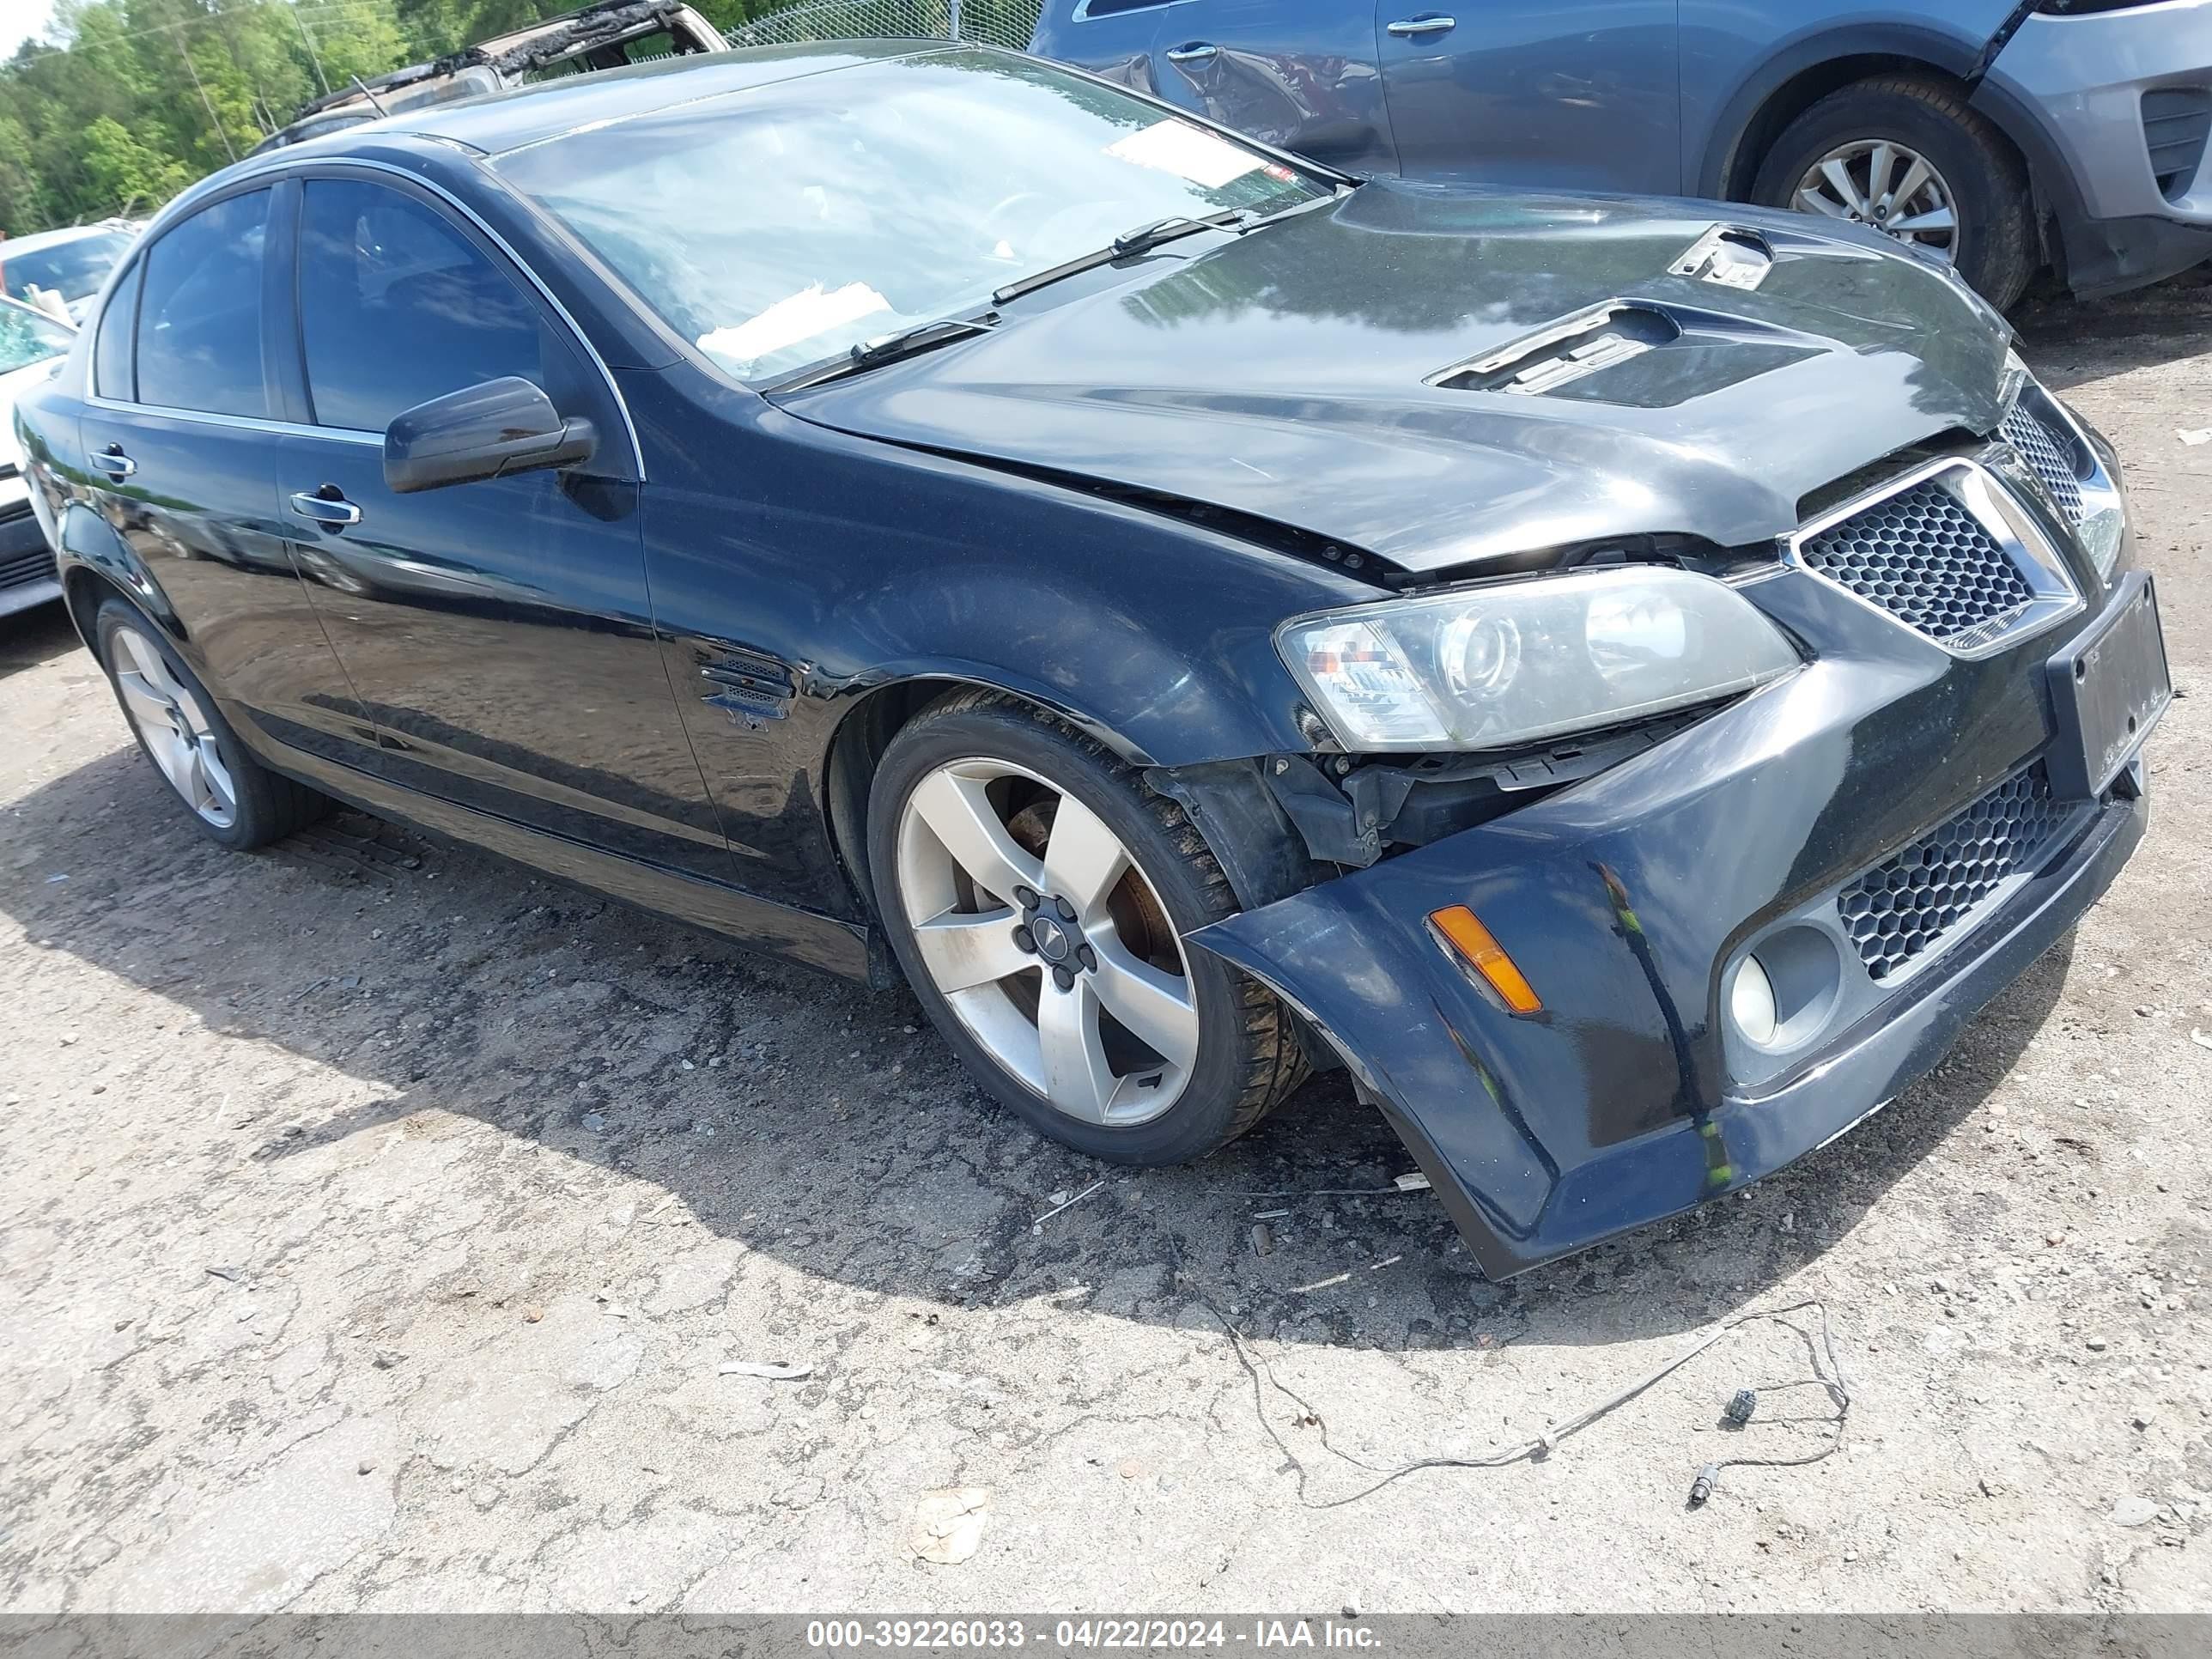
[[2044, 571, 2171, 799]]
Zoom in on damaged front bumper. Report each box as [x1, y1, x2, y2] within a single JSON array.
[[1191, 565, 2166, 1279]]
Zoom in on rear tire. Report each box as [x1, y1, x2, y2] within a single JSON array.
[[868, 690, 1305, 1164], [1750, 74, 2035, 310], [94, 599, 332, 850]]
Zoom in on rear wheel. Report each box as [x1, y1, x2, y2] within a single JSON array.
[[94, 599, 331, 849], [868, 691, 1305, 1164], [1750, 74, 2034, 309]]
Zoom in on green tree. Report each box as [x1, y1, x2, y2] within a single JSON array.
[[79, 114, 195, 214], [0, 0, 917, 235]]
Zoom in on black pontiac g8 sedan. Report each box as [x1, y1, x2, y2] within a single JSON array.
[[11, 42, 2172, 1277]]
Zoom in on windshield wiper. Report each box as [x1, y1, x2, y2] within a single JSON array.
[[851, 313, 1000, 366], [769, 313, 999, 392], [993, 209, 1251, 306]]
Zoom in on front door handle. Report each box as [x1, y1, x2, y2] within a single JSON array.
[[1387, 15, 1457, 36], [88, 446, 136, 479], [289, 488, 363, 528], [1164, 41, 1219, 63]]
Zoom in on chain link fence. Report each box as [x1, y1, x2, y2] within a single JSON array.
[[724, 0, 1043, 52]]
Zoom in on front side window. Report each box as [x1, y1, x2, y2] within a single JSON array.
[[496, 48, 1332, 383], [297, 179, 572, 433], [137, 191, 270, 418]]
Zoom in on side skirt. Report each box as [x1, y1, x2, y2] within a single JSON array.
[[252, 737, 883, 985]]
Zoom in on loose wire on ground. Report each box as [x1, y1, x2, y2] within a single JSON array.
[[1208, 1295, 1852, 1510]]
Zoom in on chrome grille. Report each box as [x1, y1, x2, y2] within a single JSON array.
[[2002, 404, 2085, 525], [1836, 765, 2076, 982], [1797, 478, 2038, 642]]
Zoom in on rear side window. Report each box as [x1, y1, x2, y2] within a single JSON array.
[[137, 190, 270, 418], [297, 179, 578, 433], [93, 260, 141, 401]]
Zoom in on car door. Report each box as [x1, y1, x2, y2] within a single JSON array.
[[1030, 0, 1176, 94], [76, 182, 374, 769], [269, 171, 732, 884], [1375, 2, 1683, 193], [1148, 0, 1402, 176]]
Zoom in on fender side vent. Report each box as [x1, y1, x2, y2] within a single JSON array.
[[1427, 303, 1680, 396], [699, 644, 796, 725]]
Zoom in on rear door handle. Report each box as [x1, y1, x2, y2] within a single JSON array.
[[289, 489, 363, 528], [1387, 15, 1457, 36], [1165, 42, 1219, 63], [88, 447, 136, 479]]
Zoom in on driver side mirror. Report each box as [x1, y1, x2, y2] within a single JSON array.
[[383, 376, 598, 495]]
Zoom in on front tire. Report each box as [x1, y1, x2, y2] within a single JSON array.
[[94, 599, 331, 849], [1750, 74, 2034, 309], [868, 690, 1305, 1164]]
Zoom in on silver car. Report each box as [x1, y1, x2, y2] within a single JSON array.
[[1034, 0, 2212, 307], [0, 219, 142, 324]]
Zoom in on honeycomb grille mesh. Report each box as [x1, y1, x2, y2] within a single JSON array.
[[1837, 765, 2075, 982], [2002, 404, 2085, 524], [1798, 480, 2038, 642]]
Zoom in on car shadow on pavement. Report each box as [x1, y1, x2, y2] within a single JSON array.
[[1, 735, 2065, 1358], [2012, 266, 2212, 390], [0, 602, 79, 682]]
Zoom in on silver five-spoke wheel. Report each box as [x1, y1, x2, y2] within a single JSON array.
[[111, 625, 238, 828], [895, 757, 1200, 1127], [1792, 139, 1958, 262]]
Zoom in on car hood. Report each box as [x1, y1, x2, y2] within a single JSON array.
[[775, 181, 2014, 574]]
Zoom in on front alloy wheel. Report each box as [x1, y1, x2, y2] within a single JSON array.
[[1790, 140, 1959, 262], [868, 691, 1304, 1164], [896, 756, 1200, 1127], [1749, 73, 2034, 308]]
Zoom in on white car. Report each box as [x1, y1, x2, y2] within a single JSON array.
[[1, 219, 140, 324], [1, 295, 72, 618]]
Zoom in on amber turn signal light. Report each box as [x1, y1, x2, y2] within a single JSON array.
[[1430, 904, 1541, 1014]]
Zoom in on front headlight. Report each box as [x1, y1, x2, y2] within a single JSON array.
[[1280, 566, 1802, 752]]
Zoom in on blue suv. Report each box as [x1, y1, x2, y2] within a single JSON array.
[[1030, 0, 2212, 306]]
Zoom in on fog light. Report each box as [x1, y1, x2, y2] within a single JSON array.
[[1730, 954, 1778, 1047]]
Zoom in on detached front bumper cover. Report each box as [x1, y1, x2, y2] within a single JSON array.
[[1190, 567, 2159, 1277]]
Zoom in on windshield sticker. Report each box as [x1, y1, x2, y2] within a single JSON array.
[[697, 281, 893, 371], [1105, 120, 1262, 190]]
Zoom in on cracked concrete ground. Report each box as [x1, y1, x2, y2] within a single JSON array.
[[2, 275, 2209, 1616]]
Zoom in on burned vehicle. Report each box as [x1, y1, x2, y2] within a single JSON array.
[[250, 0, 724, 152], [14, 44, 2170, 1275]]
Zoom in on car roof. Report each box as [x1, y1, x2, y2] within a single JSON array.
[[351, 39, 956, 157], [2, 221, 137, 252]]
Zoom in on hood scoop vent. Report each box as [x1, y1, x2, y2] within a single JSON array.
[[1669, 225, 1774, 290], [1425, 303, 1680, 397]]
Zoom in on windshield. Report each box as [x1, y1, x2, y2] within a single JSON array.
[[496, 49, 1332, 383], [2, 230, 133, 306], [0, 302, 72, 374]]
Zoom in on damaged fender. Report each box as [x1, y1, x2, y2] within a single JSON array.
[[1187, 659, 2148, 1279]]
